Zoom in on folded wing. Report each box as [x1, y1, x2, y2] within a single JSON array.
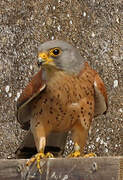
[[17, 69, 46, 130]]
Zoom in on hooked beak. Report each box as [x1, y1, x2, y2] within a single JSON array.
[[37, 57, 45, 67], [37, 52, 54, 67]]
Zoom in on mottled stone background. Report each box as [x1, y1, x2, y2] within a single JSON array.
[[0, 0, 122, 158]]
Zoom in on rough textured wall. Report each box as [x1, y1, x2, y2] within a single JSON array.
[[0, 0, 122, 158]]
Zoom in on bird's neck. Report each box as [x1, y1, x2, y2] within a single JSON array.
[[42, 66, 65, 84]]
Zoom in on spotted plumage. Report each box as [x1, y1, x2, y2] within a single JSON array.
[[17, 40, 107, 162]]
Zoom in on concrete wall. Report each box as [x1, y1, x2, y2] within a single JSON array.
[[0, 0, 122, 158]]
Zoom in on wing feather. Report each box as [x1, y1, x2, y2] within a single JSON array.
[[79, 62, 108, 116], [17, 69, 46, 130]]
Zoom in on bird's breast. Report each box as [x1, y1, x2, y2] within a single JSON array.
[[30, 72, 94, 132]]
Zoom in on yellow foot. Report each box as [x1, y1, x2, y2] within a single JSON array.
[[68, 143, 81, 157], [68, 150, 81, 157], [26, 152, 54, 173], [84, 153, 96, 158], [45, 152, 54, 158]]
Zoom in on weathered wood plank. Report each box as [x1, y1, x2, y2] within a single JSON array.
[[0, 157, 122, 180], [0, 159, 25, 180]]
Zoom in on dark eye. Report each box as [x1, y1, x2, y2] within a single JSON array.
[[49, 48, 61, 57], [53, 49, 60, 55]]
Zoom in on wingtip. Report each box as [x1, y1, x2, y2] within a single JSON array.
[[95, 73, 108, 106], [94, 73, 108, 116]]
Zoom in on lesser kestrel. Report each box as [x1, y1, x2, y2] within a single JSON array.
[[17, 40, 107, 171]]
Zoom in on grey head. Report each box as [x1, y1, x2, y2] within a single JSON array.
[[38, 40, 85, 74]]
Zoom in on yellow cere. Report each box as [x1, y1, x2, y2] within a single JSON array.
[[38, 52, 48, 59], [38, 52, 54, 64]]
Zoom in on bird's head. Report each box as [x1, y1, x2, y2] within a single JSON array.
[[37, 40, 84, 75]]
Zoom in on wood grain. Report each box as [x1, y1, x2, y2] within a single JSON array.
[[0, 157, 122, 180]]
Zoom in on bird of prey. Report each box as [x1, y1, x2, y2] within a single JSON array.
[[17, 40, 107, 171]]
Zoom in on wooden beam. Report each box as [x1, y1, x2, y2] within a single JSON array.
[[0, 157, 122, 180]]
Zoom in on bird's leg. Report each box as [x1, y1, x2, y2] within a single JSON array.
[[26, 137, 54, 173], [69, 121, 96, 158], [68, 121, 88, 157], [26, 124, 54, 173], [26, 136, 46, 173], [68, 121, 96, 157], [68, 142, 81, 157]]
